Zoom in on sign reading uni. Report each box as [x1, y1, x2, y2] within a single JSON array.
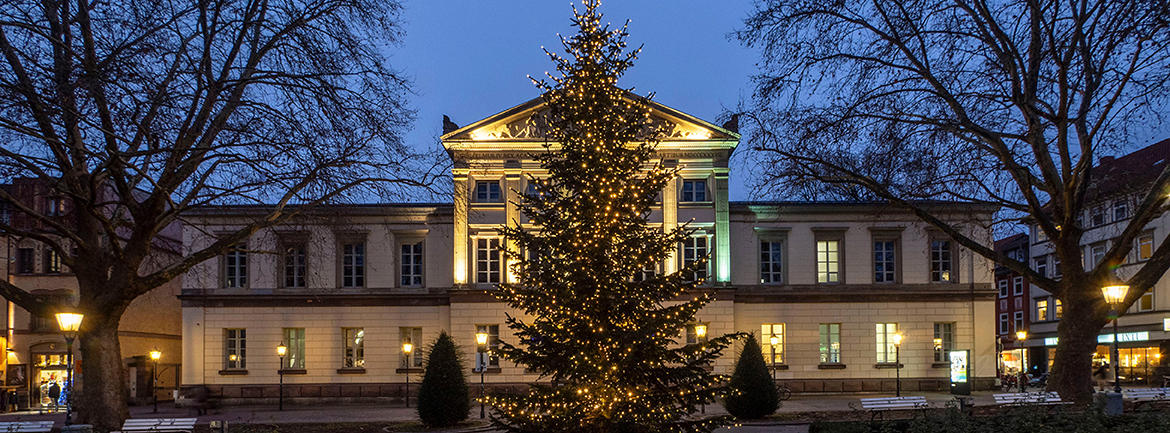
[[1042, 331, 1151, 346]]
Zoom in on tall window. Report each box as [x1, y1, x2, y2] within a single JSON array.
[[475, 181, 502, 203], [284, 243, 307, 288], [341, 242, 365, 288], [998, 313, 1009, 334], [476, 238, 501, 284], [998, 280, 1009, 298], [876, 323, 898, 364], [342, 328, 364, 368], [930, 240, 952, 282], [1013, 312, 1024, 331], [1114, 200, 1129, 221], [873, 241, 896, 283], [816, 240, 840, 284], [1034, 257, 1047, 278], [475, 324, 500, 369], [1012, 276, 1024, 296], [681, 180, 707, 202], [819, 323, 841, 364], [1053, 255, 1062, 277], [45, 197, 63, 216], [1138, 234, 1154, 261], [933, 322, 954, 363], [1090, 244, 1106, 268], [43, 249, 61, 274], [1091, 206, 1105, 226], [1036, 299, 1049, 321], [282, 328, 305, 369], [762, 324, 785, 364], [682, 235, 709, 282], [760, 240, 784, 284], [401, 242, 424, 286], [1138, 292, 1154, 312], [400, 327, 423, 368], [1055, 300, 1063, 319], [224, 328, 246, 370], [686, 323, 709, 344], [224, 243, 247, 288]]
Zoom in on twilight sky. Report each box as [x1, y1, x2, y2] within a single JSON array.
[[393, 1, 760, 200]]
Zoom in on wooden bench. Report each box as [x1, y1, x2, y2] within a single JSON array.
[[1123, 388, 1170, 411], [114, 418, 197, 433], [994, 392, 1072, 407], [855, 396, 930, 420], [0, 421, 54, 432]]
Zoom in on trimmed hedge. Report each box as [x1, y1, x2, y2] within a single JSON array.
[[416, 331, 470, 427], [723, 333, 780, 419]]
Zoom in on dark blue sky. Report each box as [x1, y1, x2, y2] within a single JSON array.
[[393, 1, 759, 200]]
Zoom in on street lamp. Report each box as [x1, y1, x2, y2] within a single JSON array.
[[1102, 277, 1130, 394], [149, 350, 161, 413], [769, 334, 780, 383], [476, 332, 489, 419], [1015, 330, 1028, 392], [891, 333, 904, 397], [55, 311, 83, 426], [276, 344, 287, 411], [403, 341, 413, 408]]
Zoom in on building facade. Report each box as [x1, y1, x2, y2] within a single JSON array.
[[1, 178, 183, 409], [994, 233, 1033, 376], [180, 97, 999, 403], [1022, 139, 1170, 385]]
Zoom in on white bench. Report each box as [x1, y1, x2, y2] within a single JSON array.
[[1123, 388, 1170, 410], [114, 418, 197, 433], [994, 392, 1072, 406], [856, 396, 930, 420], [0, 421, 54, 432]]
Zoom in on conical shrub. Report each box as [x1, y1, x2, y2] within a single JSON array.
[[417, 331, 470, 427], [724, 333, 779, 419]]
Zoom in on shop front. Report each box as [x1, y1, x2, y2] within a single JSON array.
[[1041, 331, 1167, 387], [28, 342, 69, 411]]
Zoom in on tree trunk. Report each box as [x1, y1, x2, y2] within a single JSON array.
[[1048, 288, 1109, 402], [76, 316, 130, 430]]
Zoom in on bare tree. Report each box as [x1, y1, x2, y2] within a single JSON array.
[[736, 0, 1170, 400], [0, 0, 436, 428]]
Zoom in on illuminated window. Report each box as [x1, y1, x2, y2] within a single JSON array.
[[933, 322, 954, 363], [760, 240, 784, 284], [475, 181, 502, 203], [341, 242, 365, 288], [475, 324, 500, 369], [282, 328, 305, 369], [1138, 292, 1154, 312], [876, 323, 898, 364], [1055, 299, 1063, 319], [401, 241, 424, 287], [1138, 234, 1154, 261], [223, 243, 248, 288], [476, 238, 501, 284], [1036, 300, 1048, 322], [874, 240, 896, 283], [400, 327, 423, 368], [43, 249, 62, 274], [816, 240, 840, 284], [342, 328, 364, 368], [224, 328, 246, 370], [681, 180, 707, 202], [762, 324, 785, 364], [930, 240, 953, 282], [819, 323, 841, 364]]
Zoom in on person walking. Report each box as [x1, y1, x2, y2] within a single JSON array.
[[1094, 363, 1109, 391], [46, 381, 60, 413]]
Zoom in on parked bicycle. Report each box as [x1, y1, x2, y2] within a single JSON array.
[[777, 382, 792, 401]]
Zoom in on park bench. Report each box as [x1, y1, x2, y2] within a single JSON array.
[[854, 396, 930, 420], [994, 392, 1072, 407], [1123, 388, 1170, 411], [0, 421, 54, 432], [113, 418, 197, 433]]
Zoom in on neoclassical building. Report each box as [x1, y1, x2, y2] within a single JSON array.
[[180, 97, 999, 403]]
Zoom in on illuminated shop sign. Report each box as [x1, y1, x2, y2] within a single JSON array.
[[1043, 331, 1150, 346]]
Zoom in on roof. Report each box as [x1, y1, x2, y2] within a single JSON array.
[[994, 233, 1028, 251], [1087, 137, 1170, 203]]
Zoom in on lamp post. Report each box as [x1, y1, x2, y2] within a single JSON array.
[[276, 344, 287, 411], [1015, 330, 1028, 392], [891, 333, 903, 397], [54, 311, 83, 426], [695, 323, 707, 414], [1101, 279, 1130, 394], [476, 332, 488, 419], [149, 350, 161, 413], [403, 342, 413, 408], [769, 334, 780, 383]]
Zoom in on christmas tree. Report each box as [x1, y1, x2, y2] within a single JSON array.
[[487, 2, 741, 432]]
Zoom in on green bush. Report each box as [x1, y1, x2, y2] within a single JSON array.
[[416, 331, 470, 427], [723, 333, 779, 419]]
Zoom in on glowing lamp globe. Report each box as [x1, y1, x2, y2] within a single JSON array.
[[276, 344, 287, 357], [694, 324, 707, 339], [403, 342, 413, 354], [1016, 330, 1027, 341], [891, 333, 904, 347], [769, 334, 779, 347], [149, 350, 161, 362], [476, 332, 489, 346], [1101, 282, 1130, 305], [55, 312, 84, 339]]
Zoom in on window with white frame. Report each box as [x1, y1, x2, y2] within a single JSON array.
[[341, 242, 365, 288], [1090, 243, 1106, 268], [400, 327, 423, 368], [876, 323, 898, 364], [816, 239, 841, 284], [1138, 291, 1154, 312], [933, 322, 954, 363], [1034, 256, 1047, 278], [1013, 276, 1024, 296], [223, 243, 248, 288], [342, 328, 364, 368], [682, 235, 709, 282], [1013, 311, 1024, 331], [1053, 255, 1062, 277], [1036, 300, 1049, 322], [760, 240, 784, 284], [819, 323, 841, 364], [998, 313, 1009, 334], [282, 328, 305, 369], [873, 240, 896, 283], [475, 180, 502, 203], [998, 279, 1009, 298], [681, 180, 708, 202], [224, 328, 246, 370], [762, 323, 784, 364], [476, 238, 501, 284], [475, 324, 500, 369], [1091, 206, 1105, 226], [401, 241, 424, 287], [1138, 234, 1154, 261], [1114, 199, 1129, 221], [283, 243, 307, 288], [930, 239, 953, 282]]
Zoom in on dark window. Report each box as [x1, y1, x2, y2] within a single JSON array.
[[760, 240, 784, 284], [400, 242, 423, 286], [476, 181, 502, 203], [476, 238, 501, 284], [874, 241, 896, 283], [682, 236, 709, 282], [223, 243, 247, 288], [1114, 200, 1129, 221], [16, 248, 34, 274], [930, 240, 952, 282], [43, 249, 61, 274], [284, 244, 307, 288], [1091, 206, 1105, 226], [342, 243, 365, 288], [681, 180, 707, 202]]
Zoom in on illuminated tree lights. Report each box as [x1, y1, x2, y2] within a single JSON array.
[[486, 2, 741, 432]]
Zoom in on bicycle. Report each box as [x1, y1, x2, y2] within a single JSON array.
[[777, 382, 792, 401]]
